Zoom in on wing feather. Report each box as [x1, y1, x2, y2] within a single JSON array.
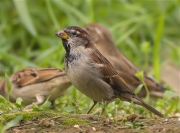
[[11, 68, 66, 87], [90, 49, 135, 96]]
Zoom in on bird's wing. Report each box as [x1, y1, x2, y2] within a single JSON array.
[[11, 68, 66, 87], [90, 49, 135, 96]]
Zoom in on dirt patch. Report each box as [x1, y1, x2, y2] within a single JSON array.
[[2, 112, 180, 133]]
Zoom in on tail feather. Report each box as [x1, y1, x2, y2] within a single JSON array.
[[132, 96, 164, 118]]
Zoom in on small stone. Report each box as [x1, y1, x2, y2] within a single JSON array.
[[92, 127, 96, 131], [50, 120, 55, 125], [74, 124, 80, 128], [74, 124, 83, 132], [164, 118, 168, 122], [105, 118, 110, 123], [38, 119, 51, 127]]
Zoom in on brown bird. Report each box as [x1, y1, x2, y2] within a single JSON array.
[[84, 23, 165, 98], [55, 26, 164, 117], [0, 68, 71, 109]]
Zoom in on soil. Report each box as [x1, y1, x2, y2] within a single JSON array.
[[3, 112, 180, 133]]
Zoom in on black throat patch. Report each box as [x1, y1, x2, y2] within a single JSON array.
[[65, 53, 81, 68], [62, 39, 71, 54]]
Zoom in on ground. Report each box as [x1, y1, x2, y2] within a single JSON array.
[[2, 111, 180, 133]]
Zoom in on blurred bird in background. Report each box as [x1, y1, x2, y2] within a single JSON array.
[[0, 68, 71, 109]]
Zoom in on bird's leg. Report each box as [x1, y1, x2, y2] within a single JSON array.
[[99, 101, 108, 115], [87, 101, 98, 114], [100, 108, 105, 115], [25, 95, 45, 109]]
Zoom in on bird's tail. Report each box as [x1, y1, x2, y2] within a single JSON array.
[[132, 95, 164, 118]]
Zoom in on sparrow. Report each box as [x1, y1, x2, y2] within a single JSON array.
[[84, 23, 165, 98], [55, 26, 164, 117], [0, 68, 71, 109]]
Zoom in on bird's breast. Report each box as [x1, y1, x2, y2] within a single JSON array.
[[65, 56, 114, 102]]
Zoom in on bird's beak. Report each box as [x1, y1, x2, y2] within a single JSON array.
[[55, 30, 69, 39]]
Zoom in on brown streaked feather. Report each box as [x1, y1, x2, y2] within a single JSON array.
[[65, 26, 91, 42], [12, 68, 66, 87], [90, 48, 134, 95], [91, 48, 118, 77], [103, 75, 135, 97]]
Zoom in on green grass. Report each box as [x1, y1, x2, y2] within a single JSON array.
[[0, 0, 180, 131]]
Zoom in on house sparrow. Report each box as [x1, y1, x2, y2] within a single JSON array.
[[55, 26, 164, 117], [0, 68, 71, 109], [84, 23, 165, 98]]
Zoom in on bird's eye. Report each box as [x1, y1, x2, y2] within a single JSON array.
[[72, 31, 77, 36]]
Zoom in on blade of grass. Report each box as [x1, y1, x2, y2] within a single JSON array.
[[53, 0, 89, 24], [110, 14, 150, 32], [153, 13, 165, 81], [0, 51, 37, 67], [135, 71, 150, 100], [116, 24, 140, 44], [34, 46, 59, 63], [87, 0, 95, 22], [45, 0, 61, 29], [13, 0, 37, 36], [125, 38, 139, 55], [1, 115, 23, 132], [165, 97, 179, 116], [134, 84, 144, 95], [5, 73, 11, 102]]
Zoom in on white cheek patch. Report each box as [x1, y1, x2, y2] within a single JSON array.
[[71, 30, 80, 35], [71, 30, 76, 33]]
